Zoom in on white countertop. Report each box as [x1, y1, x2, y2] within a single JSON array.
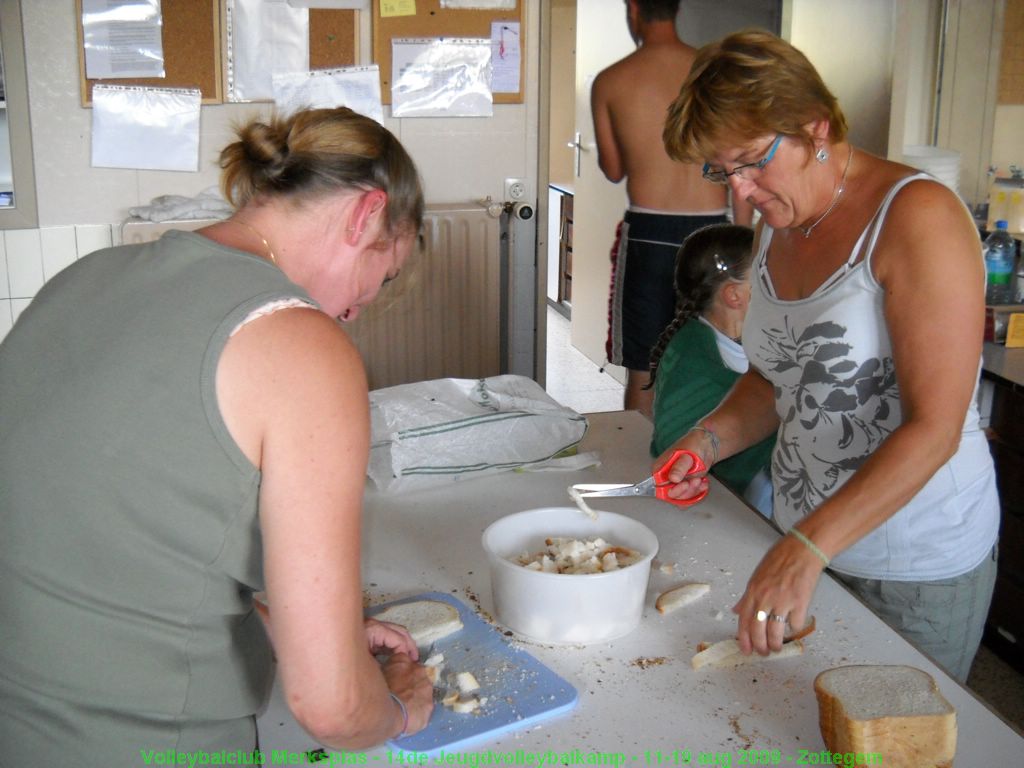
[[257, 411, 1022, 762]]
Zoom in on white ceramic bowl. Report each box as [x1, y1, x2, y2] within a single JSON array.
[[482, 507, 659, 645]]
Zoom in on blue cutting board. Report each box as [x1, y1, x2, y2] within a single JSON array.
[[368, 592, 578, 757]]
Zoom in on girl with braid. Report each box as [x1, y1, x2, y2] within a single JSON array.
[[648, 222, 775, 516]]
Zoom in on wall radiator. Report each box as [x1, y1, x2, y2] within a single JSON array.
[[346, 202, 504, 389], [122, 202, 506, 391]]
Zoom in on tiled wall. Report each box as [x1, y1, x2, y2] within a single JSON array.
[[0, 224, 117, 342]]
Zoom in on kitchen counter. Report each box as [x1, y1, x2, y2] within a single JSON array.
[[983, 342, 1024, 388], [257, 411, 1023, 761]]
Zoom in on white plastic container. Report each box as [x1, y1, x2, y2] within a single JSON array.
[[482, 507, 659, 645], [902, 145, 960, 194]]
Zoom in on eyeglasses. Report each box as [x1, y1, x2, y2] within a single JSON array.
[[702, 134, 784, 185]]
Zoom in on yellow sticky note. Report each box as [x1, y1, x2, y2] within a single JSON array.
[[381, 0, 416, 17], [1006, 313, 1024, 348]]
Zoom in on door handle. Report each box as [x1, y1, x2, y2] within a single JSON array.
[[568, 132, 583, 177]]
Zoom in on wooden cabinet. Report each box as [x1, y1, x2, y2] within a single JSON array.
[[985, 374, 1024, 671], [547, 185, 573, 314], [557, 193, 573, 305]]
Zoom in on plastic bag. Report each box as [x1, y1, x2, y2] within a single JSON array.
[[367, 375, 588, 493]]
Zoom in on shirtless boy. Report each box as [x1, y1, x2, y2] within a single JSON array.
[[592, 0, 752, 417]]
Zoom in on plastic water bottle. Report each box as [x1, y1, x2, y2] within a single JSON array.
[[984, 220, 1016, 305]]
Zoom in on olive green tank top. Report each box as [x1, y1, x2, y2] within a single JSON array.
[[0, 231, 315, 754]]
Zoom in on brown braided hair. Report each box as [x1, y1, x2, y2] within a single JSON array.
[[645, 222, 755, 389]]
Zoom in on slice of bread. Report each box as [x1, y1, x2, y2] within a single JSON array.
[[814, 665, 956, 768], [374, 599, 464, 648], [656, 582, 710, 614], [691, 637, 804, 669]]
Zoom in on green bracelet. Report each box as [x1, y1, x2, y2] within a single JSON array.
[[789, 527, 830, 567]]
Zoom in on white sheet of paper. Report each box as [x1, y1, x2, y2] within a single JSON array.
[[287, 0, 367, 7], [273, 66, 384, 123], [82, 0, 165, 79], [91, 85, 201, 172], [227, 0, 310, 102], [441, 0, 516, 9], [391, 38, 493, 118], [490, 21, 520, 94]]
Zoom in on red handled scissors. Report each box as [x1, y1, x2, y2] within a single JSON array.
[[570, 449, 708, 507]]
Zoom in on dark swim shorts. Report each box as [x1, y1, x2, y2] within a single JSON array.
[[606, 210, 728, 371]]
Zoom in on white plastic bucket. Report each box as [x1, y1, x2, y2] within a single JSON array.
[[482, 507, 659, 645]]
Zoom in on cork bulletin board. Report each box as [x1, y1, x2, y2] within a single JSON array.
[[76, 0, 223, 106], [309, 9, 359, 70], [372, 0, 524, 104], [999, 0, 1024, 104]]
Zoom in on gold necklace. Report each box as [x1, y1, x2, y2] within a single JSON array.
[[799, 146, 854, 238], [226, 219, 277, 265]]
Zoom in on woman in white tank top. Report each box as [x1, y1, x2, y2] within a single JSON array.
[[653, 30, 998, 682]]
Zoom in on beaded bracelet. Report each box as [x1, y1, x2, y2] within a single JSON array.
[[389, 692, 408, 738], [687, 424, 720, 465], [789, 528, 830, 567]]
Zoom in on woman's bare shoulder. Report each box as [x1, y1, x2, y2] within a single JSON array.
[[868, 161, 980, 282]]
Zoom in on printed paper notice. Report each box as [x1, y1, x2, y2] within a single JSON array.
[[391, 38, 492, 118], [91, 85, 201, 172], [491, 21, 520, 93], [228, 0, 310, 103], [442, 0, 516, 8], [82, 0, 165, 79], [381, 0, 416, 17], [273, 66, 384, 123]]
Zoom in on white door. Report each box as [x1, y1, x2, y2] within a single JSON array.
[[566, 0, 783, 378], [569, 0, 635, 379]]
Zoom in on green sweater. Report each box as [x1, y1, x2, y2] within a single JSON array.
[[0, 231, 315, 762], [650, 319, 775, 495]]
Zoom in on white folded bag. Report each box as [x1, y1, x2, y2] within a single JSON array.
[[367, 375, 589, 493]]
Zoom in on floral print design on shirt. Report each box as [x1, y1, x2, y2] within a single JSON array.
[[758, 317, 899, 514]]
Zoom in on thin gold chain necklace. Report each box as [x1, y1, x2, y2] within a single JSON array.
[[799, 146, 854, 238], [226, 219, 277, 265]]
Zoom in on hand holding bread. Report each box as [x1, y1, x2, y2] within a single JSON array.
[[732, 531, 826, 657], [381, 652, 435, 737], [364, 617, 421, 661], [370, 599, 467, 736]]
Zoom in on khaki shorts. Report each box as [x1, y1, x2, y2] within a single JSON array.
[[832, 544, 998, 683]]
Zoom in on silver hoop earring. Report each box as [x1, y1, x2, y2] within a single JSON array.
[[815, 148, 829, 163]]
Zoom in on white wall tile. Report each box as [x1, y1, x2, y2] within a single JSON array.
[[41, 226, 77, 283], [75, 224, 114, 258], [4, 229, 44, 299], [0, 235, 8, 299], [11, 298, 32, 325], [0, 299, 12, 341]]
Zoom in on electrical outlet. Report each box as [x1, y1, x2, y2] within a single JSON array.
[[505, 178, 527, 201]]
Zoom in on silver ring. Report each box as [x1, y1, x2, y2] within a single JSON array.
[[755, 609, 769, 622], [768, 613, 787, 623]]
